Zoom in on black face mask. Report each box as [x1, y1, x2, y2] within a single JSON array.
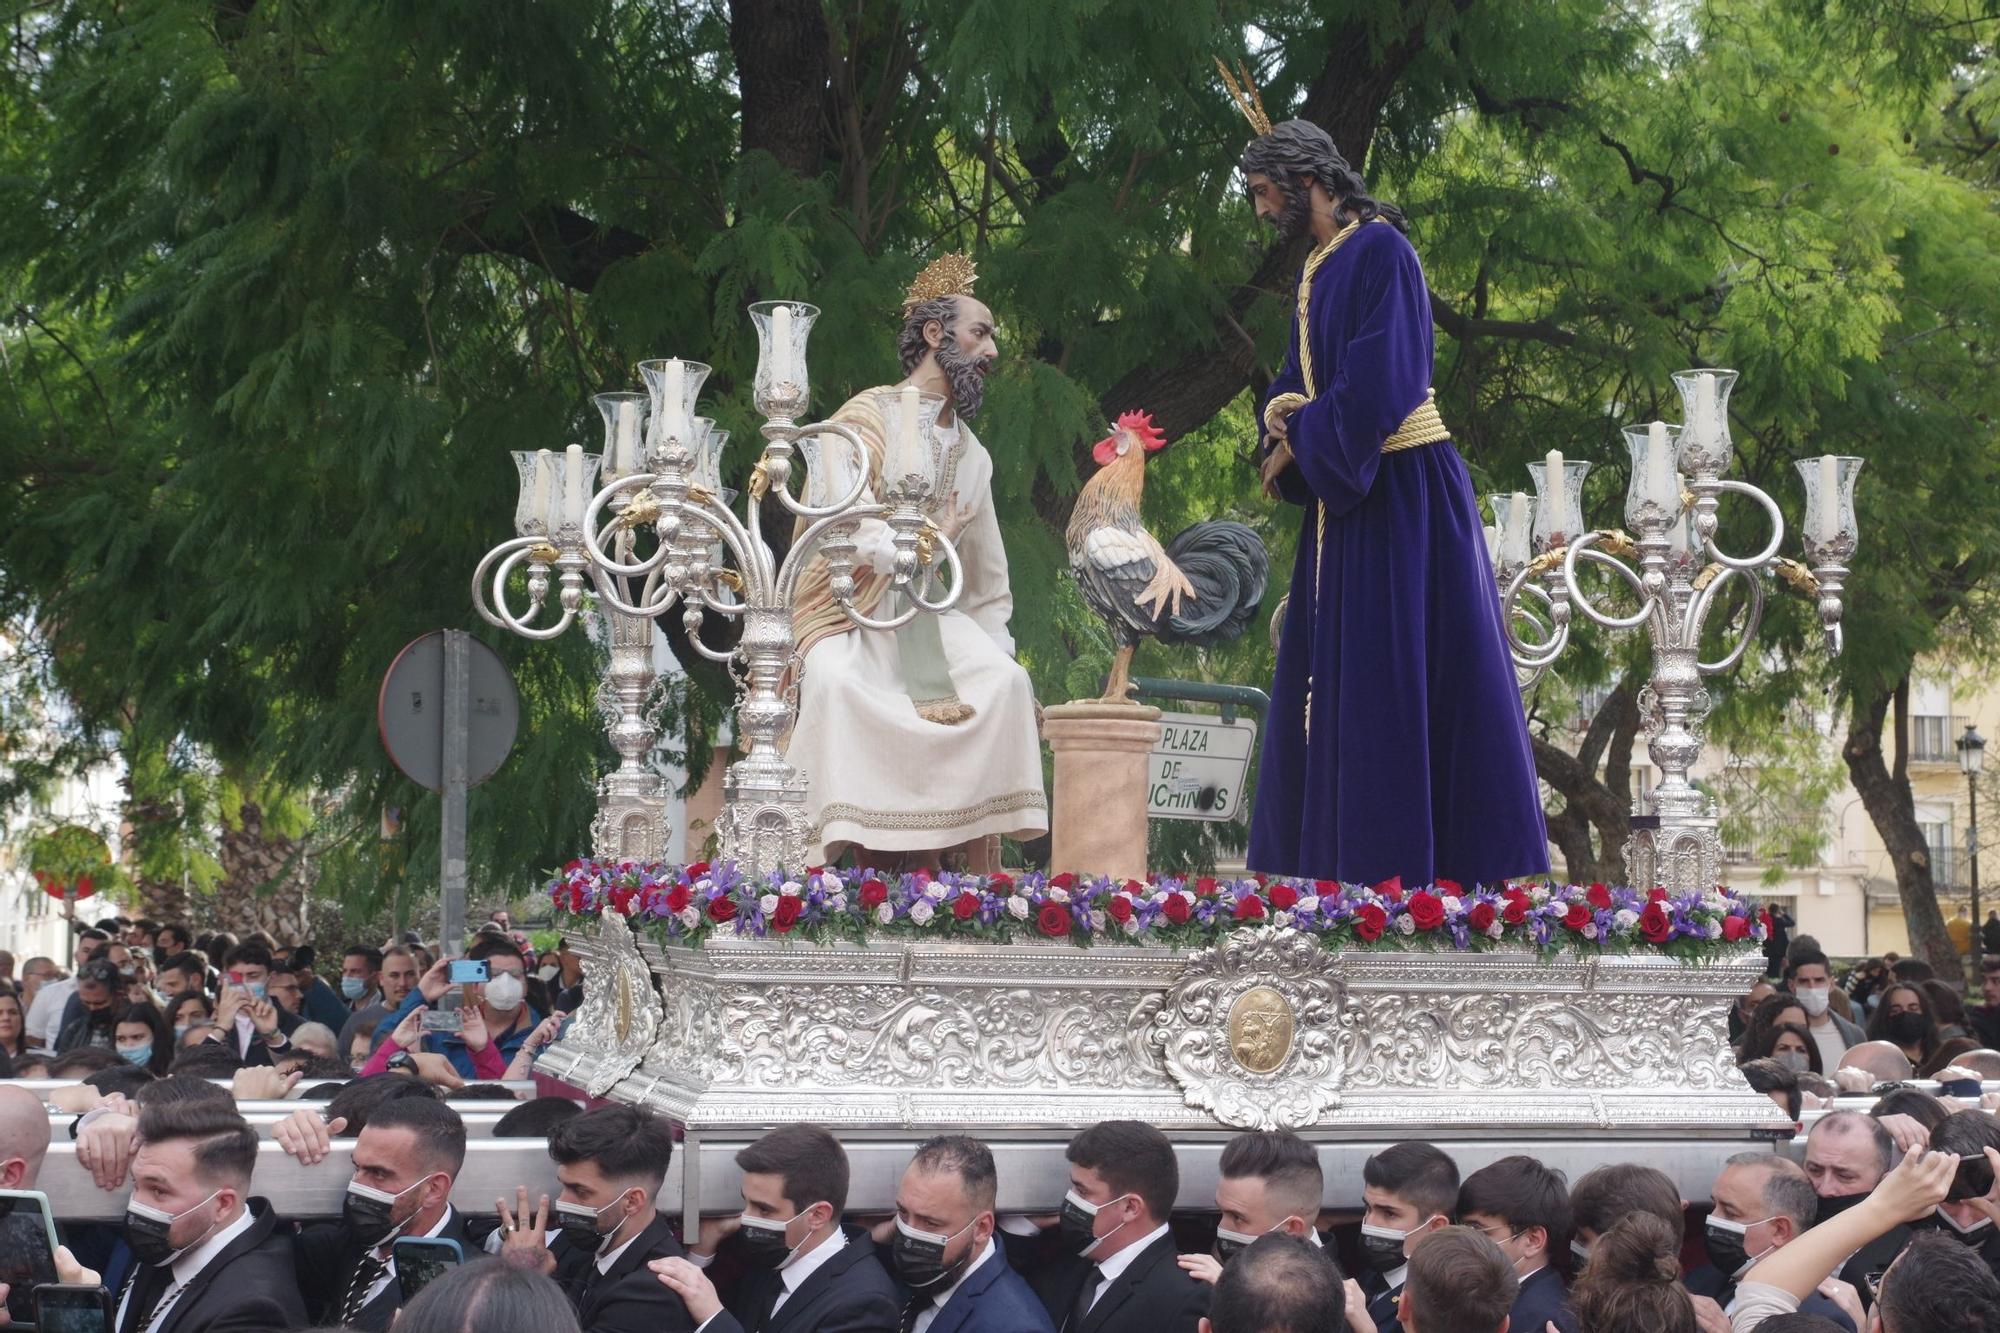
[[554, 1198, 620, 1251], [124, 1192, 218, 1266], [1358, 1224, 1413, 1274], [738, 1206, 823, 1271], [891, 1218, 974, 1291], [1816, 1190, 1869, 1220], [1886, 1012, 1929, 1044], [342, 1179, 421, 1247]]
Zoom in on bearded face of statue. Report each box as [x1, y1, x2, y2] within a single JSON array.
[[1244, 170, 1314, 242], [899, 295, 999, 419]]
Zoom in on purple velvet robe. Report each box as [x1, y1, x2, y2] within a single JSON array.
[[1246, 222, 1549, 886]]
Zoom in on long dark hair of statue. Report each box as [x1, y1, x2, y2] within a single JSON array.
[[1239, 119, 1407, 235]]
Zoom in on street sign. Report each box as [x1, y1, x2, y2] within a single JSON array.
[[1148, 710, 1257, 822], [378, 632, 520, 793]]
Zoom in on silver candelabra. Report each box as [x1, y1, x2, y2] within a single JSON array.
[[472, 301, 964, 874], [1490, 368, 1862, 892]]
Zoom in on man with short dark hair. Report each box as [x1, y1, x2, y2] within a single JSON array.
[[1685, 1154, 1855, 1331], [655, 1124, 898, 1333], [1802, 1111, 1903, 1302], [1926, 1111, 2000, 1282], [27, 927, 107, 1047], [1788, 949, 1865, 1071], [1180, 1131, 1326, 1287], [378, 936, 542, 1079], [343, 946, 420, 1058], [118, 1098, 307, 1331], [498, 1103, 692, 1333], [155, 953, 207, 1003], [1569, 1162, 1682, 1255], [1876, 1232, 2000, 1331], [1458, 1155, 1576, 1333], [155, 923, 192, 959], [1199, 1235, 1343, 1333], [1397, 1226, 1514, 1333], [55, 959, 123, 1053], [1030, 1121, 1205, 1333], [291, 1096, 469, 1331], [1356, 1143, 1457, 1333], [340, 946, 384, 1011], [216, 942, 306, 1066]]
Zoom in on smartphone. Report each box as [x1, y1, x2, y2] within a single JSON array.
[[421, 1007, 464, 1034], [0, 1189, 60, 1328], [33, 1284, 112, 1333], [448, 959, 488, 984], [393, 1236, 467, 1302]]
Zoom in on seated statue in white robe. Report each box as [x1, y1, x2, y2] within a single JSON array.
[[786, 267, 1047, 867]]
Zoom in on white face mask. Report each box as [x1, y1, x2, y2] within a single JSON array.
[[1795, 986, 1831, 1016], [483, 972, 526, 1013], [1938, 1206, 1995, 1238]]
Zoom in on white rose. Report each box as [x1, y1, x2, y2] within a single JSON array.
[[1613, 909, 1638, 932], [1394, 913, 1416, 936], [1121, 915, 1141, 936], [676, 906, 700, 931], [780, 880, 803, 897], [924, 881, 948, 901], [827, 894, 847, 912], [1443, 894, 1465, 918], [1014, 880, 1034, 896], [1486, 919, 1505, 940], [1583, 923, 1599, 940], [1297, 895, 1320, 914], [875, 903, 895, 926], [1529, 885, 1550, 903], [1007, 897, 1031, 921], [1049, 886, 1071, 904], [1149, 892, 1170, 907], [1274, 911, 1293, 928], [910, 900, 935, 925], [760, 894, 781, 916], [1706, 920, 1722, 939], [695, 877, 715, 894]]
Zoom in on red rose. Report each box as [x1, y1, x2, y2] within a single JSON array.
[[1373, 876, 1404, 902], [1161, 894, 1192, 925], [859, 877, 888, 908], [564, 885, 586, 914], [1037, 902, 1073, 937], [1639, 902, 1673, 943], [1122, 879, 1145, 896], [1436, 878, 1463, 896], [1195, 877, 1219, 897], [1501, 896, 1527, 926], [1407, 891, 1446, 931], [1234, 895, 1267, 921], [1314, 879, 1339, 896], [772, 896, 803, 932], [988, 873, 1014, 892], [1587, 883, 1612, 910], [1468, 902, 1496, 933], [1562, 902, 1591, 931], [609, 887, 637, 916], [665, 885, 692, 913], [1268, 882, 1300, 911], [1106, 894, 1134, 923], [562, 858, 582, 873], [1050, 872, 1078, 890], [1354, 903, 1388, 941], [708, 894, 738, 924], [1721, 914, 1750, 942], [685, 861, 711, 877], [1648, 886, 1669, 902], [953, 892, 980, 920]]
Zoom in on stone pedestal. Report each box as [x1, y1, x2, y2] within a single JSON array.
[[1043, 701, 1162, 882]]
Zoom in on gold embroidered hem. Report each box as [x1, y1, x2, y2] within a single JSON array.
[[815, 789, 1049, 857]]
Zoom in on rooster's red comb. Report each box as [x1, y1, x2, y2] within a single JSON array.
[[1115, 409, 1169, 452]]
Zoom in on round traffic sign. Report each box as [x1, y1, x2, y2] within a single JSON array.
[[378, 631, 521, 792]]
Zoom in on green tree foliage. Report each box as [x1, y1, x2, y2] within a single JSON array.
[[0, 0, 1994, 946]]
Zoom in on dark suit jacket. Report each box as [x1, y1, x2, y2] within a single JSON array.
[[1836, 1226, 1911, 1310], [1359, 1268, 1403, 1333], [550, 1211, 696, 1333], [294, 1208, 470, 1332], [708, 1226, 898, 1333], [1684, 1263, 1855, 1331], [119, 1198, 306, 1333], [1512, 1265, 1578, 1333], [1029, 1234, 1206, 1333], [928, 1243, 1057, 1333]]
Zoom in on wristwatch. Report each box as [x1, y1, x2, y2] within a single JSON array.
[[263, 1030, 290, 1050], [386, 1051, 416, 1074]]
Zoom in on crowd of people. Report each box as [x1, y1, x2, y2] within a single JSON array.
[[4, 918, 2000, 1332]]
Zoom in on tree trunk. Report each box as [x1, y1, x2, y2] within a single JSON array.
[[1845, 673, 1957, 975], [213, 800, 314, 942], [730, 0, 833, 176], [1530, 673, 1641, 882]]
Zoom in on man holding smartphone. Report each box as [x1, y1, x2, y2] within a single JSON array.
[[216, 944, 305, 1067], [373, 937, 541, 1081]]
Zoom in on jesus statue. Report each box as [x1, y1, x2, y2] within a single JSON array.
[[786, 255, 1048, 869], [1223, 86, 1550, 887]]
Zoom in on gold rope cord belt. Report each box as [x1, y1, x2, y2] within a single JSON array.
[[1267, 218, 1453, 739]]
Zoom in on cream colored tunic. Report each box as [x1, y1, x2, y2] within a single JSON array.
[[786, 418, 1047, 861]]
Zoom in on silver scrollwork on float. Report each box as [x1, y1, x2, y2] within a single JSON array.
[[533, 907, 662, 1097], [539, 927, 1783, 1137]]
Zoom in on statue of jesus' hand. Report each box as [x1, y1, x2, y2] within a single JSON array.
[[1260, 437, 1295, 499]]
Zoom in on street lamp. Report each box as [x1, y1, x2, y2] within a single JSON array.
[[1959, 722, 1985, 978]]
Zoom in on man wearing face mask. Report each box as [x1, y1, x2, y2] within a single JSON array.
[[215, 942, 306, 1067], [879, 1135, 1050, 1333], [293, 1096, 468, 1331], [1802, 1110, 1906, 1304], [1354, 1142, 1457, 1333], [116, 1097, 306, 1332], [380, 937, 542, 1080], [1177, 1130, 1327, 1286], [651, 1124, 898, 1333], [1029, 1121, 1205, 1333], [1788, 950, 1864, 1072], [496, 1103, 692, 1333], [1456, 1156, 1578, 1333], [1683, 1154, 1857, 1330], [1921, 1110, 2000, 1281]]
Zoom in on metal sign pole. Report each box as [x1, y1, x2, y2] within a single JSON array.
[[441, 629, 471, 957]]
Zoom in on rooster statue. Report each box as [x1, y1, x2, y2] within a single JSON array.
[[1066, 410, 1270, 701]]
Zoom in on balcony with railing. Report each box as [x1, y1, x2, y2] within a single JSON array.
[[1910, 714, 1970, 765], [1721, 814, 1831, 866]]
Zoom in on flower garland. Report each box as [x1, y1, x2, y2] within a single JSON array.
[[545, 860, 1768, 962]]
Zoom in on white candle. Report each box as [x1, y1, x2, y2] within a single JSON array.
[[1817, 455, 1840, 544], [1482, 524, 1499, 564], [1667, 474, 1695, 558], [1506, 491, 1531, 565], [897, 384, 921, 477], [664, 358, 686, 442], [532, 448, 552, 531], [564, 444, 585, 527], [1544, 450, 1564, 533], [1692, 372, 1717, 454], [770, 304, 794, 385], [1647, 420, 1675, 509], [614, 403, 638, 476]]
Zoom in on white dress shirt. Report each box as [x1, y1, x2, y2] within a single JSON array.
[[692, 1224, 851, 1333], [1087, 1223, 1170, 1310], [913, 1235, 997, 1333], [25, 977, 75, 1048], [116, 1204, 257, 1333]]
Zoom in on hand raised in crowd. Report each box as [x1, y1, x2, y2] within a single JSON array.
[[1341, 1278, 1375, 1333], [230, 1066, 300, 1101], [417, 956, 455, 1004], [1875, 1112, 1933, 1156], [75, 1111, 138, 1191], [460, 1003, 491, 1053], [496, 1185, 557, 1275], [1965, 1147, 2000, 1227], [411, 1052, 466, 1090], [388, 1004, 429, 1052], [247, 994, 280, 1037], [1176, 1252, 1222, 1285], [215, 982, 249, 1030], [272, 1109, 348, 1165], [650, 1257, 723, 1324], [1687, 1295, 1730, 1333], [1833, 1066, 1877, 1094], [1871, 1146, 1960, 1222], [1818, 1276, 1866, 1330]]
